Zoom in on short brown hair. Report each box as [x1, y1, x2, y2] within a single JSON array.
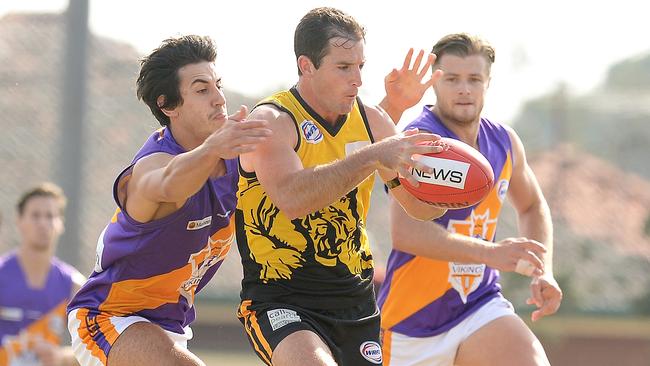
[[16, 182, 67, 216], [294, 7, 366, 75], [432, 33, 495, 73]]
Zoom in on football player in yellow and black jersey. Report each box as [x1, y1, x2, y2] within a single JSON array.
[[235, 7, 450, 366]]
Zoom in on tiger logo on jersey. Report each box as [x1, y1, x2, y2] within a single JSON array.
[[294, 189, 372, 274], [243, 188, 372, 281]]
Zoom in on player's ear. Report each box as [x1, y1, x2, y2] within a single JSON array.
[[158, 95, 178, 117], [298, 55, 315, 76]]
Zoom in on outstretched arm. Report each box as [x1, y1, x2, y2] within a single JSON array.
[[379, 48, 443, 124], [240, 105, 442, 220], [126, 106, 272, 222], [506, 126, 562, 321], [389, 196, 546, 274]]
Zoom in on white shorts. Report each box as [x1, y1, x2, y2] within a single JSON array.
[[67, 308, 192, 366], [383, 296, 515, 366]]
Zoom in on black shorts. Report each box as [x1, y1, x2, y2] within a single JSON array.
[[238, 297, 383, 365]]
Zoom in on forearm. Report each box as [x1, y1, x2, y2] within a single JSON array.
[[156, 144, 222, 202], [518, 200, 554, 271], [390, 199, 489, 262], [274, 149, 379, 219]]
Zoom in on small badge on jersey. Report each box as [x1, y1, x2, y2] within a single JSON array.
[[267, 308, 301, 331], [359, 341, 382, 364], [300, 120, 324, 144], [448, 263, 486, 303], [187, 216, 212, 230], [497, 179, 509, 202]]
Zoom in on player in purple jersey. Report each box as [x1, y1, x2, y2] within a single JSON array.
[[1, 183, 84, 366], [66, 35, 271, 366], [378, 34, 562, 365]]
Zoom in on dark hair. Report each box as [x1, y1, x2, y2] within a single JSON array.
[[432, 33, 495, 73], [136, 35, 217, 127], [17, 182, 67, 216], [294, 7, 366, 75]]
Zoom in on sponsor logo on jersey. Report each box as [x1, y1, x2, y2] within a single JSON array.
[[187, 216, 212, 230], [359, 341, 382, 364], [267, 308, 301, 331], [300, 120, 323, 144], [410, 155, 470, 189]]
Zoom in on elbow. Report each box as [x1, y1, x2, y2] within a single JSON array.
[[409, 207, 447, 221], [403, 202, 447, 221], [269, 195, 305, 221], [282, 208, 303, 221]]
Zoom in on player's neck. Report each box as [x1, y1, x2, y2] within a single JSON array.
[[16, 246, 53, 289], [168, 123, 201, 152], [295, 82, 340, 125], [431, 107, 480, 149]]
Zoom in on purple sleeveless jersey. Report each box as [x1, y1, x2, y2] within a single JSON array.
[[378, 106, 514, 337], [67, 127, 238, 334]]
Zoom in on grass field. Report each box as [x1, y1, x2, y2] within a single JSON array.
[[194, 350, 265, 366]]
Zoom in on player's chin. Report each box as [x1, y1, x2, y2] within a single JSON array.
[[339, 101, 355, 114]]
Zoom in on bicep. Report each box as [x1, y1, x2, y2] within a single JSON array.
[[241, 108, 303, 202], [129, 153, 175, 202]]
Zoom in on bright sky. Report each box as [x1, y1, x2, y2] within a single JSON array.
[[2, 0, 649, 125]]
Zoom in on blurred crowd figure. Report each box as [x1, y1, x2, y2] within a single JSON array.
[[0, 182, 84, 366]]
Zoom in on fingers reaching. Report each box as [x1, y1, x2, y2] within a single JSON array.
[[401, 48, 414, 72], [228, 105, 248, 122]]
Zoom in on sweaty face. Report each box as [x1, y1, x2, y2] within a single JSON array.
[[433, 54, 490, 126], [310, 38, 365, 121], [17, 196, 64, 252], [173, 61, 227, 141]]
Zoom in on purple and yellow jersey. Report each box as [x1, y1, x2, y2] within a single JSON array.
[[378, 107, 513, 337], [0, 253, 76, 365], [67, 127, 237, 335]]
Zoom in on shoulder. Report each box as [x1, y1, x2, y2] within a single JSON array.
[[497, 123, 527, 169], [0, 252, 16, 271], [404, 106, 438, 133], [51, 257, 86, 287], [250, 103, 293, 124], [361, 102, 398, 141], [249, 104, 299, 147], [131, 152, 175, 175]]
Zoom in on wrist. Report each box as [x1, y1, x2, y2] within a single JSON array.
[[475, 240, 494, 265], [379, 97, 404, 124], [385, 176, 401, 190]]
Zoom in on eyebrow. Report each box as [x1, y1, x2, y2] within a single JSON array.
[[190, 78, 222, 87]]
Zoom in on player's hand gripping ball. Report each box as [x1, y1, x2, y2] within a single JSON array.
[[400, 137, 494, 209]]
